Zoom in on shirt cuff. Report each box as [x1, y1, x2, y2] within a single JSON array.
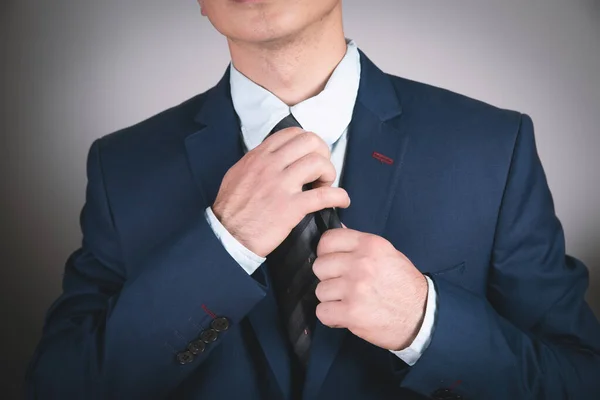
[[204, 206, 266, 275], [389, 275, 437, 366]]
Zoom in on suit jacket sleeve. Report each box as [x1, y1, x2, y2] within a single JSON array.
[[25, 138, 268, 399], [400, 114, 600, 399]]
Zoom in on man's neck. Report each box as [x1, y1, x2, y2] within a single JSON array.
[[227, 8, 347, 106]]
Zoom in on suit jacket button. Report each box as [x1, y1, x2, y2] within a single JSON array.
[[176, 351, 194, 365], [187, 339, 206, 355], [211, 317, 230, 332], [200, 328, 218, 343]]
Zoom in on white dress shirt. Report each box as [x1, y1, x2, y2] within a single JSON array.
[[204, 40, 437, 366]]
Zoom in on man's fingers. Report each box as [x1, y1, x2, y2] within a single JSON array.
[[272, 131, 330, 170], [259, 126, 306, 152], [295, 186, 350, 215], [316, 301, 348, 328], [315, 277, 346, 302], [316, 227, 364, 256], [284, 153, 337, 190], [313, 252, 353, 280]]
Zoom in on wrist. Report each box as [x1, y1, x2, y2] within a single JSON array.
[[210, 204, 261, 257], [394, 274, 428, 351]]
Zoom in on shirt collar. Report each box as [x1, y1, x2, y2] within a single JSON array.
[[230, 39, 361, 152]]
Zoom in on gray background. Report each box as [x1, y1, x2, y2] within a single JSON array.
[[1, 0, 599, 398]]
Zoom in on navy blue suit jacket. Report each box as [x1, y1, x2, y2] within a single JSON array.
[[27, 51, 600, 399]]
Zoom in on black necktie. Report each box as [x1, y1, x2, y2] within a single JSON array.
[[265, 114, 342, 367]]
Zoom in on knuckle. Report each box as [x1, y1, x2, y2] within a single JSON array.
[[318, 139, 331, 157], [369, 235, 383, 246], [299, 131, 318, 146], [308, 152, 324, 166], [307, 131, 322, 145], [287, 126, 304, 135], [361, 235, 380, 251], [316, 153, 329, 166]]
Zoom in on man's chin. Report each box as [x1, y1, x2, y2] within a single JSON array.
[[227, 27, 306, 49], [229, 0, 270, 4]]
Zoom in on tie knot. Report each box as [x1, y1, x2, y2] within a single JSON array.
[[268, 114, 303, 137]]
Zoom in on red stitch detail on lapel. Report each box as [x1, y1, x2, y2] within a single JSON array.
[[202, 304, 217, 319], [372, 151, 394, 165]]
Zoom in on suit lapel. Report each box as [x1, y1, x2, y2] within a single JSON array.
[[185, 69, 293, 398], [185, 69, 244, 207], [303, 51, 410, 400]]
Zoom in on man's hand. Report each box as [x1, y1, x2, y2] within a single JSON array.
[[212, 127, 351, 257], [313, 226, 428, 351]]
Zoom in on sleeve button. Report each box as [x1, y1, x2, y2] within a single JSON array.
[[187, 339, 206, 355], [176, 351, 194, 365], [211, 317, 230, 332], [200, 328, 218, 343]]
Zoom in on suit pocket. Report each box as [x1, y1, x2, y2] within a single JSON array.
[[427, 261, 483, 294], [428, 261, 465, 277]]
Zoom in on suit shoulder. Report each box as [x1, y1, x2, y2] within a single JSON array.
[[96, 88, 211, 154], [387, 73, 524, 137]]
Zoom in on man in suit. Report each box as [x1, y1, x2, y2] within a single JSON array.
[[27, 0, 600, 399]]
